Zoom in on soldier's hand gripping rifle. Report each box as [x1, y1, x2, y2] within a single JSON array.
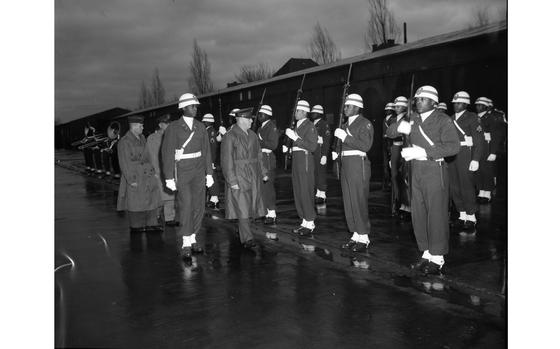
[[251, 88, 267, 132], [283, 74, 306, 170], [332, 63, 353, 180]]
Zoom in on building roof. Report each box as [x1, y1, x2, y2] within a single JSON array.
[[273, 58, 318, 77], [60, 107, 131, 126], [118, 21, 506, 119]]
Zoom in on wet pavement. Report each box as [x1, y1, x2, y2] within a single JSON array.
[[55, 150, 506, 348]]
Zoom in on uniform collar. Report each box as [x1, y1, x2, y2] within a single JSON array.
[[297, 118, 306, 128], [313, 118, 321, 125], [454, 110, 466, 120], [420, 109, 435, 122], [348, 114, 359, 125], [262, 119, 270, 128], [478, 111, 487, 117], [396, 112, 405, 121], [182, 116, 194, 129]]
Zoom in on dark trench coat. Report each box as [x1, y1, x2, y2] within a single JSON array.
[[221, 125, 267, 219], [117, 131, 162, 212]]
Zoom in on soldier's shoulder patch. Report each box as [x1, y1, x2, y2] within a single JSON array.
[[476, 125, 483, 132], [366, 123, 372, 129]]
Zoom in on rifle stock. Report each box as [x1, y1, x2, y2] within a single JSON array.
[[283, 74, 306, 170], [332, 64, 353, 180]]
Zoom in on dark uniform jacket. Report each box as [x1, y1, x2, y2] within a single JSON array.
[[481, 110, 506, 155], [161, 117, 213, 180], [257, 119, 279, 170], [385, 114, 406, 144], [206, 125, 218, 164], [341, 115, 374, 154], [409, 109, 460, 160], [451, 111, 484, 162], [313, 118, 332, 157], [293, 119, 318, 154], [221, 125, 267, 219], [117, 131, 162, 212]]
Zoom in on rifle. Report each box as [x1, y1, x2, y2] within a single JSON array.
[[251, 88, 267, 132], [332, 64, 353, 180], [218, 96, 223, 127], [404, 74, 415, 202], [283, 74, 306, 170]]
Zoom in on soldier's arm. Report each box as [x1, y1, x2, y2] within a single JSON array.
[[470, 117, 484, 162], [293, 124, 318, 152], [262, 126, 279, 150], [322, 124, 332, 157], [344, 121, 374, 152], [385, 121, 401, 139], [220, 134, 238, 187], [161, 126, 175, 180], [489, 116, 505, 155], [424, 118, 460, 159], [201, 127, 213, 176], [256, 137, 268, 178], [117, 139, 136, 184]]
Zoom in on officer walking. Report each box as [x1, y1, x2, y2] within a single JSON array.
[[117, 115, 163, 233], [221, 108, 268, 249], [256, 105, 280, 225], [309, 105, 332, 204], [284, 100, 318, 237], [334, 94, 374, 253], [202, 113, 220, 210], [161, 93, 214, 259], [474, 97, 505, 203], [448, 91, 484, 231], [398, 86, 460, 274], [385, 96, 411, 218]]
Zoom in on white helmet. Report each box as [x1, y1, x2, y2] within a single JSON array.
[[229, 108, 240, 117], [311, 105, 324, 114], [178, 93, 200, 109], [202, 113, 214, 123], [384, 102, 395, 111], [345, 94, 363, 108], [258, 105, 272, 116], [296, 100, 310, 113], [414, 86, 439, 103], [437, 102, 448, 110], [394, 96, 408, 108], [452, 91, 471, 104], [475, 97, 491, 107]]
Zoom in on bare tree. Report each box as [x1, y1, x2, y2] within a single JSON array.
[[188, 39, 214, 95], [235, 62, 275, 83], [138, 80, 152, 110], [307, 22, 341, 65], [468, 5, 491, 28], [151, 68, 166, 106], [363, 0, 401, 50]]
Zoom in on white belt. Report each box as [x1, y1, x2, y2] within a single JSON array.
[[261, 148, 272, 154], [176, 151, 202, 160], [393, 141, 403, 146], [341, 150, 366, 157], [292, 146, 308, 153], [416, 157, 443, 162], [459, 141, 471, 147]]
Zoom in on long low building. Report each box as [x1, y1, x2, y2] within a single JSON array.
[[60, 21, 507, 168]]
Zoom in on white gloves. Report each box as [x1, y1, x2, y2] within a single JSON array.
[[282, 145, 289, 153], [320, 156, 327, 165], [462, 136, 473, 147], [401, 145, 427, 161], [212, 163, 216, 170], [334, 128, 347, 142], [216, 134, 222, 142], [285, 128, 298, 141], [388, 160, 391, 169], [487, 154, 496, 162], [397, 121, 411, 135], [219, 126, 227, 135], [206, 175, 214, 188], [469, 160, 479, 171], [166, 179, 177, 191], [484, 132, 491, 142], [317, 136, 324, 144], [174, 149, 183, 161], [263, 175, 269, 182], [258, 133, 263, 141], [331, 151, 339, 161]]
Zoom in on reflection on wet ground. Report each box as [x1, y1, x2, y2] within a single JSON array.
[[55, 153, 506, 348]]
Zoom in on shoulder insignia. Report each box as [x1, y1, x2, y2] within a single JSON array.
[[476, 125, 483, 132], [366, 123, 371, 129]]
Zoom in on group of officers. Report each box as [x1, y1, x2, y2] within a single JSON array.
[[115, 85, 506, 275]]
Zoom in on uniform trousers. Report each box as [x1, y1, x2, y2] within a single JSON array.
[[237, 218, 253, 243], [448, 146, 477, 214], [207, 173, 220, 198], [261, 153, 276, 210], [128, 208, 159, 228], [292, 151, 316, 221], [341, 155, 371, 235], [176, 162, 206, 238], [411, 160, 450, 255], [313, 150, 327, 192], [476, 142, 495, 192], [390, 144, 404, 208]]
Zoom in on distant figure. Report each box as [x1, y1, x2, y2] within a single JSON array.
[[221, 108, 268, 249], [202, 113, 220, 210], [161, 93, 214, 260], [146, 114, 176, 226], [309, 105, 332, 204], [257, 105, 280, 226], [334, 94, 374, 253], [436, 102, 449, 116], [382, 102, 396, 191], [117, 115, 162, 233], [284, 100, 318, 237], [398, 86, 460, 275]]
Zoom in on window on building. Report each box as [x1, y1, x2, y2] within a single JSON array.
[[239, 92, 243, 101], [248, 90, 252, 100]]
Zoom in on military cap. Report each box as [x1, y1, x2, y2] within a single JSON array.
[[128, 115, 144, 124], [236, 107, 255, 119]]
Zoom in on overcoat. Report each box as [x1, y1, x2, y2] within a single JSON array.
[[117, 131, 162, 212], [221, 125, 267, 219]]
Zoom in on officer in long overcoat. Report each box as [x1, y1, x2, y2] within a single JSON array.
[[221, 108, 268, 248], [117, 115, 162, 233]]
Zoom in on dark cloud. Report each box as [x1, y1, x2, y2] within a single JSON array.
[[55, 0, 506, 123]]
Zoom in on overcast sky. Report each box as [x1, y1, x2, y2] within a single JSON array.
[[55, 0, 506, 123]]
